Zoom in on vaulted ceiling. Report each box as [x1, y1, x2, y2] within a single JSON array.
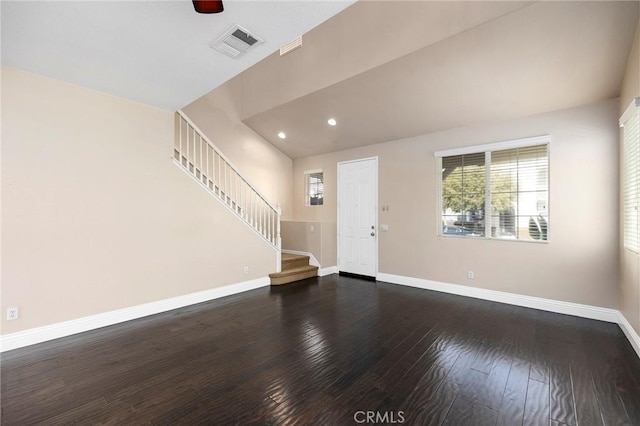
[[3, 1, 638, 160], [237, 1, 639, 158]]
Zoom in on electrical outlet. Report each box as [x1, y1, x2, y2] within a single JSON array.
[[243, 266, 249, 274], [7, 307, 19, 320], [310, 225, 315, 232], [467, 271, 475, 279]]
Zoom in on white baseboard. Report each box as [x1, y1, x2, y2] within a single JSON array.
[[319, 266, 338, 277], [377, 272, 639, 359], [377, 273, 619, 322], [618, 312, 640, 359], [0, 277, 270, 353], [4, 272, 638, 360]]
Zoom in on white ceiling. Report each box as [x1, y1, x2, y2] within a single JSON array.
[[1, 0, 354, 111]]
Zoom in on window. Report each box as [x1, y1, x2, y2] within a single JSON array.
[[436, 136, 549, 242], [442, 152, 486, 236], [622, 98, 640, 253], [305, 170, 324, 206]]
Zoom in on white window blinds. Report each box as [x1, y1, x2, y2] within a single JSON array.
[[437, 136, 549, 242], [491, 145, 549, 240], [622, 99, 640, 253], [442, 152, 486, 237]]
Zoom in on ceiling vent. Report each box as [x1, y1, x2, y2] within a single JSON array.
[[210, 24, 263, 59], [280, 35, 302, 56]]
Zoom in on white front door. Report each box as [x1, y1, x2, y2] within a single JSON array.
[[338, 158, 378, 277]]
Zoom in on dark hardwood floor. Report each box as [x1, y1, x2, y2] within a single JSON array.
[[2, 275, 640, 425]]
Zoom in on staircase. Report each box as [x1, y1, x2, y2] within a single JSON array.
[[174, 110, 282, 272], [269, 253, 318, 285]]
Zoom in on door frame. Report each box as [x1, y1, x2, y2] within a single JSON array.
[[337, 156, 379, 278]]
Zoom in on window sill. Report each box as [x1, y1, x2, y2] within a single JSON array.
[[438, 235, 550, 244]]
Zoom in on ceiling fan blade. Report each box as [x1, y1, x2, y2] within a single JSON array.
[[193, 0, 224, 14]]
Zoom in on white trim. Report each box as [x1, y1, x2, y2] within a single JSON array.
[[336, 156, 380, 165], [282, 249, 320, 268], [435, 156, 443, 236], [437, 139, 550, 243], [377, 273, 619, 322], [303, 168, 323, 175], [173, 159, 279, 252], [304, 169, 324, 207], [377, 272, 640, 359], [434, 135, 551, 158], [0, 277, 270, 353], [618, 312, 640, 359], [319, 266, 338, 276], [620, 97, 640, 127]]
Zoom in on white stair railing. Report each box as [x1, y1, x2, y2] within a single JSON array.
[[173, 111, 281, 271]]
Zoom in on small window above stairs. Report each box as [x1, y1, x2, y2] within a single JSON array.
[[269, 253, 318, 285]]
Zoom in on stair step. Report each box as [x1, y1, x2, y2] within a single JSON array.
[[282, 253, 311, 270], [269, 265, 318, 286]]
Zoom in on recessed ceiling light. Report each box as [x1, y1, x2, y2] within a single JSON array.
[[278, 132, 286, 139], [327, 118, 337, 126]]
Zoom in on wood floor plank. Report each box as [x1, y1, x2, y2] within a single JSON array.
[[496, 357, 530, 426], [570, 362, 604, 426], [477, 356, 513, 411], [529, 343, 550, 383], [442, 368, 489, 425], [615, 346, 640, 426], [523, 378, 550, 426], [589, 361, 633, 426], [399, 362, 448, 416], [413, 378, 460, 426], [549, 361, 577, 425], [1, 275, 638, 425], [472, 403, 499, 426]]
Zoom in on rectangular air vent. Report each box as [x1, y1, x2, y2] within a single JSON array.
[[210, 24, 263, 59], [280, 35, 302, 56]]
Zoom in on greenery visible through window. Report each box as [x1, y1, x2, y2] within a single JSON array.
[[440, 141, 549, 241], [305, 171, 324, 206], [442, 153, 486, 236]]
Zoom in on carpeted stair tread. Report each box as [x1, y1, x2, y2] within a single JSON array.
[[270, 254, 318, 285], [281, 253, 311, 270], [269, 265, 318, 278]]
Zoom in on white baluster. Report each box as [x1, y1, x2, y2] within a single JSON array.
[[217, 153, 221, 195], [186, 124, 190, 172], [179, 116, 183, 164], [206, 144, 210, 189], [276, 204, 281, 248]]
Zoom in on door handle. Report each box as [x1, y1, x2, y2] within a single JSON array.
[[371, 232, 375, 237]]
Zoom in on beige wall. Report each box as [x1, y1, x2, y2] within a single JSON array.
[[281, 220, 337, 268], [181, 78, 293, 220], [281, 221, 322, 263], [620, 17, 640, 334], [293, 100, 620, 308], [1, 68, 277, 334]]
